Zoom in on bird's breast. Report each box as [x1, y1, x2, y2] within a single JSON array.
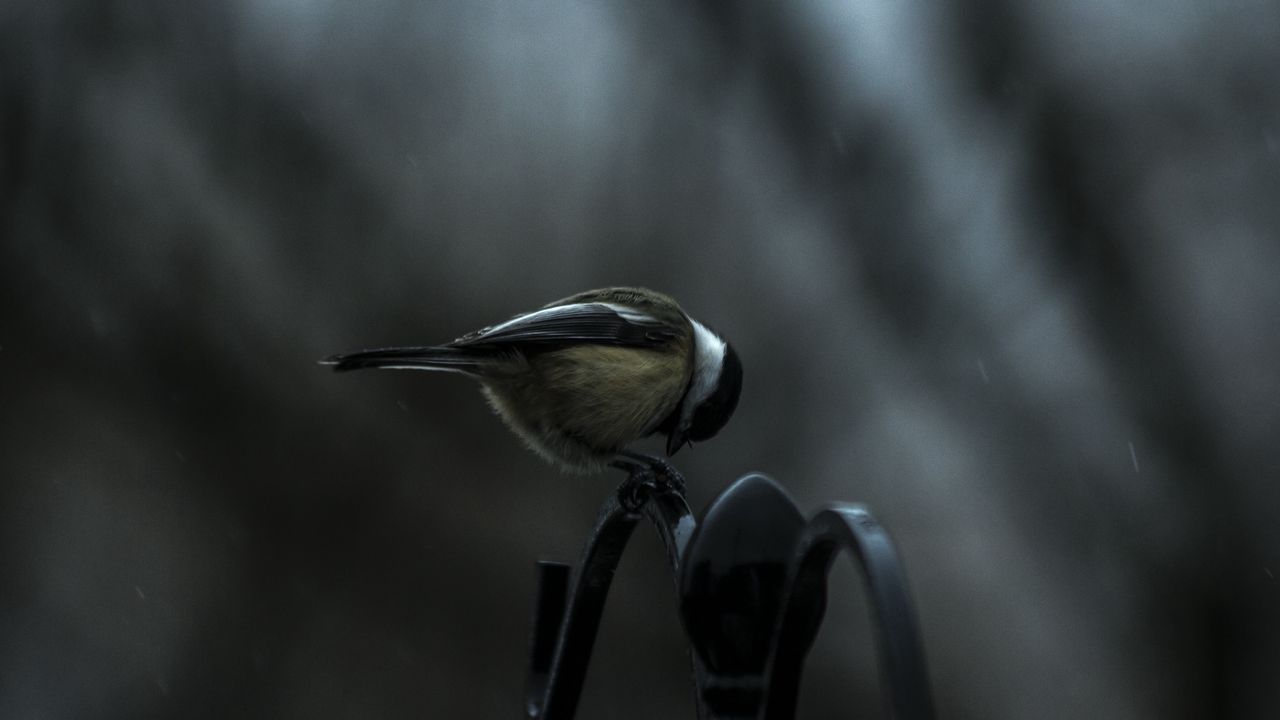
[[485, 344, 689, 459]]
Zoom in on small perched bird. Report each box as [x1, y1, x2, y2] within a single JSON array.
[[321, 287, 743, 480]]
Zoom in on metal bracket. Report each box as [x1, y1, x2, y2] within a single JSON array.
[[525, 480, 710, 719], [524, 472, 935, 720]]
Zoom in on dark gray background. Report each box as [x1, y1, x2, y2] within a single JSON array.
[[3, 1, 1278, 718]]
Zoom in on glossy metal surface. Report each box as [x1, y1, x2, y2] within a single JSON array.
[[524, 473, 935, 720]]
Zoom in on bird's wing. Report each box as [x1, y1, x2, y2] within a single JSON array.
[[450, 302, 681, 349]]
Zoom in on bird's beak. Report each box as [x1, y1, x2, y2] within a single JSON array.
[[667, 428, 689, 457]]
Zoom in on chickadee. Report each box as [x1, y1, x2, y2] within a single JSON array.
[[321, 287, 743, 476]]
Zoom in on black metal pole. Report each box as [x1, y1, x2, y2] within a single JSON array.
[[526, 483, 709, 719], [526, 492, 640, 719]]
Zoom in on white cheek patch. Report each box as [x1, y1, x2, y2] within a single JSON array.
[[680, 319, 726, 426]]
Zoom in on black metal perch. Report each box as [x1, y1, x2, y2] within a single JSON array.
[[524, 472, 935, 719]]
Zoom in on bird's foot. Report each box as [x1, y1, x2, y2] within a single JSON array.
[[611, 451, 686, 507], [610, 461, 659, 512]]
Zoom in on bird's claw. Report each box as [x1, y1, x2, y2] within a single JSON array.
[[610, 453, 686, 511], [646, 458, 686, 496], [614, 465, 658, 512]]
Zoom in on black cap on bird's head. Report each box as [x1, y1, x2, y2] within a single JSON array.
[[666, 336, 743, 456]]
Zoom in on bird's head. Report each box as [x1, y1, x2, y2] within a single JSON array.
[[667, 324, 743, 456]]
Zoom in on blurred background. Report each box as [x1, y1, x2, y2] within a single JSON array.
[[3, 1, 1279, 718]]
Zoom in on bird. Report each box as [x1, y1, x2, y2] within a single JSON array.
[[321, 287, 742, 491]]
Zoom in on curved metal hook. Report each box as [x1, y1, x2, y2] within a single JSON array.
[[525, 482, 707, 719], [762, 505, 935, 720]]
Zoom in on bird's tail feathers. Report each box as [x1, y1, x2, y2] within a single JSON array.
[[319, 346, 480, 373]]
